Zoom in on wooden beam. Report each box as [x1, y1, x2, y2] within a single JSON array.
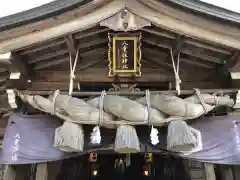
[[20, 28, 108, 56], [33, 53, 108, 70], [5, 52, 33, 90], [20, 39, 65, 55], [74, 27, 109, 39], [28, 49, 68, 64], [79, 38, 107, 49], [64, 35, 77, 56], [28, 47, 105, 65], [19, 88, 238, 97], [0, 0, 239, 54], [141, 27, 176, 39], [27, 81, 223, 91], [171, 35, 186, 56], [34, 57, 69, 70], [143, 37, 222, 64], [142, 27, 231, 55], [33, 68, 223, 83], [0, 53, 11, 71], [9, 52, 33, 80], [221, 51, 240, 72], [144, 48, 214, 70]]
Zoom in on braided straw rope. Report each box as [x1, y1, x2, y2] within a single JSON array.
[[16, 89, 232, 128]]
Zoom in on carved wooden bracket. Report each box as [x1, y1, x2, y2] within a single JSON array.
[[100, 8, 151, 31], [108, 83, 140, 92]]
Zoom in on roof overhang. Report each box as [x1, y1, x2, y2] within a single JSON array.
[[0, 0, 239, 53]]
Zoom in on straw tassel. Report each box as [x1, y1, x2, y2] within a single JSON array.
[[114, 124, 140, 154], [54, 121, 84, 152], [167, 119, 197, 152], [180, 126, 203, 155]]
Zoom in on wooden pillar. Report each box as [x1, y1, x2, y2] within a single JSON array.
[[35, 161, 62, 180], [3, 165, 16, 180], [47, 161, 62, 180], [232, 165, 240, 180], [204, 163, 216, 180], [35, 163, 48, 180], [183, 159, 216, 180], [219, 165, 234, 180]]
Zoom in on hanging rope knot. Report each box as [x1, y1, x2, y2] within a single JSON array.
[[145, 89, 151, 122], [175, 74, 182, 84], [99, 90, 106, 125], [194, 88, 208, 113], [69, 50, 80, 96], [70, 72, 76, 79], [170, 49, 181, 95], [51, 89, 60, 115], [213, 93, 219, 106]]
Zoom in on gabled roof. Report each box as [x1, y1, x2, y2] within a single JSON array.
[[0, 0, 239, 53], [169, 0, 240, 23], [0, 0, 90, 31], [0, 0, 239, 32]]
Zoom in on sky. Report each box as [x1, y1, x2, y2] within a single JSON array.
[[0, 0, 239, 18]]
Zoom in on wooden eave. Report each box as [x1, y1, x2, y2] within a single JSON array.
[[0, 0, 239, 53], [169, 0, 240, 23], [1, 24, 232, 92], [0, 0, 239, 95]]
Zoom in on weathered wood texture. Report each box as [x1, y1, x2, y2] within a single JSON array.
[[3, 165, 15, 180], [0, 0, 239, 118], [34, 162, 62, 180], [219, 165, 234, 180], [183, 160, 216, 180], [0, 0, 239, 53], [204, 164, 216, 180], [35, 164, 48, 180]]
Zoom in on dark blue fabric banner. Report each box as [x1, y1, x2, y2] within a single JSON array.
[[1, 113, 240, 164]]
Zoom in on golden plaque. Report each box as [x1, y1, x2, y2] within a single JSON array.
[[108, 32, 142, 77]]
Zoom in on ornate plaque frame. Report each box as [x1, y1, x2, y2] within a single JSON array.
[[108, 32, 142, 77]]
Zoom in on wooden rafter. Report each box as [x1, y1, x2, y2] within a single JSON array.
[[64, 35, 77, 56], [28, 49, 68, 64], [74, 27, 108, 39], [20, 39, 65, 55], [141, 27, 176, 39], [34, 57, 69, 70], [19, 27, 108, 56], [143, 36, 222, 64], [221, 51, 240, 72], [10, 52, 33, 80], [170, 35, 185, 56]]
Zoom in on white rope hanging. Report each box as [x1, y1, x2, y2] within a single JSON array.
[[69, 50, 80, 96], [90, 90, 106, 144], [146, 90, 159, 145], [170, 49, 181, 95]]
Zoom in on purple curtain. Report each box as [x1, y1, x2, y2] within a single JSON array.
[[1, 113, 240, 164], [181, 115, 240, 164], [0, 113, 74, 164]]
